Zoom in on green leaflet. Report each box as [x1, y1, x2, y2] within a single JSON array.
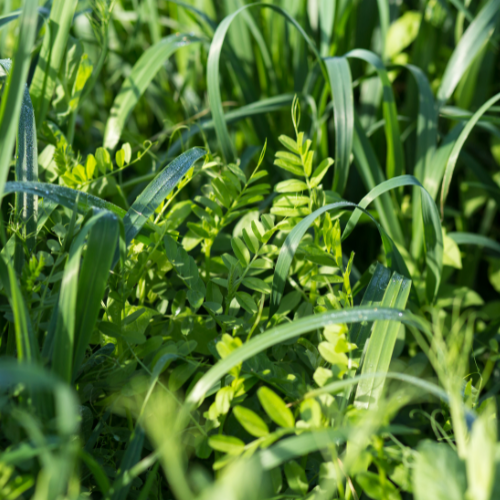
[[186, 307, 427, 408], [123, 147, 205, 245], [440, 91, 500, 215], [448, 232, 500, 256], [347, 49, 405, 179], [0, 255, 38, 363], [437, 0, 500, 106], [30, 0, 78, 127], [354, 271, 411, 408], [324, 57, 354, 194], [104, 34, 201, 150], [0, 0, 38, 202], [207, 2, 321, 162], [269, 201, 410, 317], [52, 211, 120, 384], [342, 175, 443, 303]]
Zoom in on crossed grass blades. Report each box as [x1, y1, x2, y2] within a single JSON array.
[[0, 0, 500, 499]]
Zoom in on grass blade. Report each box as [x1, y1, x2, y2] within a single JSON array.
[[124, 147, 205, 245], [0, 0, 38, 202], [4, 181, 127, 218], [342, 175, 443, 303], [29, 0, 78, 127], [165, 94, 295, 160], [107, 428, 145, 500], [319, 0, 335, 56], [72, 214, 120, 380], [347, 49, 405, 179], [0, 59, 38, 271], [448, 232, 500, 256], [207, 2, 321, 162], [354, 271, 411, 408], [350, 263, 392, 348], [104, 33, 201, 150], [352, 112, 405, 246], [403, 64, 437, 259], [324, 57, 354, 194], [437, 0, 500, 106], [52, 211, 119, 383], [186, 306, 427, 407], [0, 255, 38, 362], [440, 91, 500, 215]]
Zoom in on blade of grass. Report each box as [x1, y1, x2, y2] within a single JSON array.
[[319, 0, 335, 57], [107, 428, 145, 500], [104, 33, 202, 150], [324, 56, 354, 194], [448, 232, 500, 256], [52, 211, 119, 384], [354, 272, 411, 408], [0, 0, 38, 202], [342, 175, 443, 303], [0, 255, 38, 362], [440, 91, 500, 215], [165, 94, 295, 160], [186, 306, 428, 407], [347, 49, 405, 179], [207, 2, 322, 162], [123, 147, 205, 246], [352, 112, 405, 246], [29, 0, 78, 127], [376, 0, 390, 60], [4, 181, 127, 217], [350, 263, 392, 348], [402, 64, 437, 260], [0, 59, 38, 272], [72, 214, 120, 380], [437, 0, 500, 106]]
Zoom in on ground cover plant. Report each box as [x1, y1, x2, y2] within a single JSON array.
[[1, 0, 500, 498]]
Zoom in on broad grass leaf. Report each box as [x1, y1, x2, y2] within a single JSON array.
[[124, 147, 205, 245], [324, 57, 353, 194]]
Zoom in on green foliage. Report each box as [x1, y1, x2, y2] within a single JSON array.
[[1, 1, 500, 500]]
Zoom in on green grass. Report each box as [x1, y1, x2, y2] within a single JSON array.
[[0, 1, 500, 499]]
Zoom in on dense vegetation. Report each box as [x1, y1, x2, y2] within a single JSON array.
[[1, 0, 500, 498]]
